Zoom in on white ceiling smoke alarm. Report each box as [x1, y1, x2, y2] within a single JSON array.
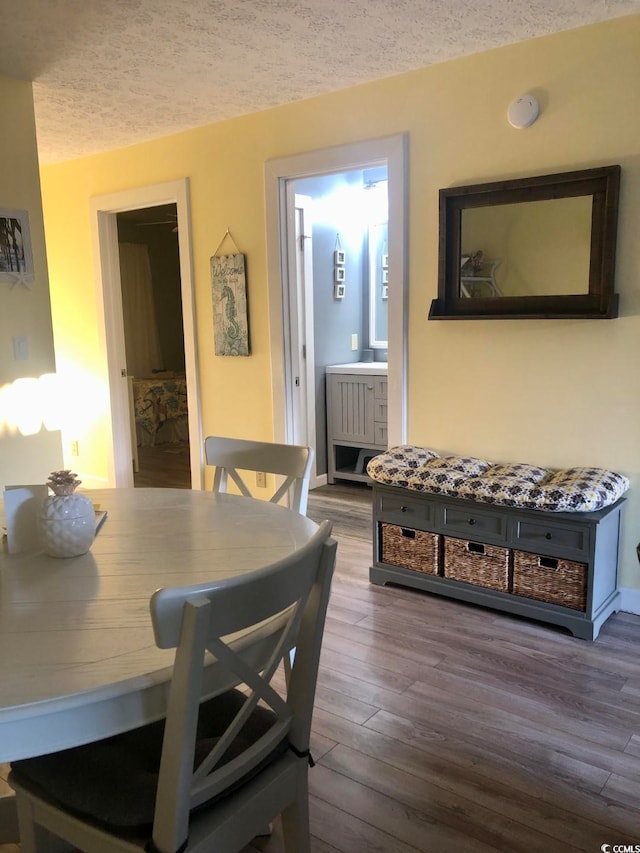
[[507, 94, 539, 129]]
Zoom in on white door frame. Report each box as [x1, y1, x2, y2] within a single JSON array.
[[288, 193, 323, 487], [265, 134, 408, 453], [89, 178, 203, 488]]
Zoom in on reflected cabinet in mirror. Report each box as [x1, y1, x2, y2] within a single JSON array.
[[429, 165, 621, 320]]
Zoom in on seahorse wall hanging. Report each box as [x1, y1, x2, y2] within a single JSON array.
[[210, 251, 250, 356]]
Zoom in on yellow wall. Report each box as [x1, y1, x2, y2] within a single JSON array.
[[0, 76, 63, 485], [40, 16, 640, 589]]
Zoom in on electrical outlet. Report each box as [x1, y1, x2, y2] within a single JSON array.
[[71, 440, 80, 456], [256, 472, 267, 488], [351, 333, 358, 351]]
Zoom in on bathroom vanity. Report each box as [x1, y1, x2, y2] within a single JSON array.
[[326, 362, 388, 484]]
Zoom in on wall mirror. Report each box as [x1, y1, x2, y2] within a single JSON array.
[[368, 220, 388, 348], [429, 165, 621, 320]]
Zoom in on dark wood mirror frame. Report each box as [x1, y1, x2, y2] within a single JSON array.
[[428, 165, 621, 320]]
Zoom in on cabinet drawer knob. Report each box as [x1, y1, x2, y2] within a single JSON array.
[[468, 518, 476, 526], [400, 505, 407, 512], [545, 532, 553, 540]]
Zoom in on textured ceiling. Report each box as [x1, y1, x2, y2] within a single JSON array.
[[1, 0, 639, 164]]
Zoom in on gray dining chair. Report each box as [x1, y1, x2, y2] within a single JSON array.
[[204, 436, 314, 515], [10, 520, 336, 853]]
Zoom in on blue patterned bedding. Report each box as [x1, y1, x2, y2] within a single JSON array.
[[133, 377, 188, 446]]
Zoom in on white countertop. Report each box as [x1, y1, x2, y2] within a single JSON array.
[[326, 362, 388, 375]]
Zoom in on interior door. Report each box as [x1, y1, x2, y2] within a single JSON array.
[[286, 193, 321, 484]]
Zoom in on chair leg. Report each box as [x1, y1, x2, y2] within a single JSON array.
[[15, 794, 73, 852], [280, 770, 310, 853], [0, 793, 19, 844]]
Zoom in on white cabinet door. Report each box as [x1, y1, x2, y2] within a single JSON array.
[[328, 375, 375, 444]]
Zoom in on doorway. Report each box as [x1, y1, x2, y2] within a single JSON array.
[[265, 135, 407, 486], [116, 203, 191, 488], [288, 171, 389, 486], [90, 179, 203, 489]]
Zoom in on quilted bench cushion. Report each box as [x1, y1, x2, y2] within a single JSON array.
[[367, 447, 629, 512]]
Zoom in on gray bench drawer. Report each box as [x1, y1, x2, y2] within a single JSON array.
[[378, 492, 435, 528], [442, 504, 507, 541], [513, 519, 590, 558]]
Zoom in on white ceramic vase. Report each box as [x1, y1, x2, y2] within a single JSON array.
[[38, 493, 95, 558]]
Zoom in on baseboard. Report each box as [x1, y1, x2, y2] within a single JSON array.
[[311, 474, 328, 490], [619, 587, 640, 615]]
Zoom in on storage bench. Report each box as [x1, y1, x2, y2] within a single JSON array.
[[370, 483, 625, 640]]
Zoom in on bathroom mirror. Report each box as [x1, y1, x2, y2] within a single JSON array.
[[368, 221, 388, 347], [429, 165, 621, 320]]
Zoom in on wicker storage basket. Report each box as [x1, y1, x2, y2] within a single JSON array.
[[443, 536, 510, 591], [380, 523, 441, 574], [512, 550, 587, 611]]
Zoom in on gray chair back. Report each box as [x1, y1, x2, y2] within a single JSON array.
[[204, 436, 314, 514], [150, 520, 335, 852]]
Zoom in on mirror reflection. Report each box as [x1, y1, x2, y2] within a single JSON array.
[[369, 220, 388, 346], [460, 196, 593, 298]]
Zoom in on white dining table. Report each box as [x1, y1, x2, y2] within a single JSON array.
[[0, 487, 319, 843]]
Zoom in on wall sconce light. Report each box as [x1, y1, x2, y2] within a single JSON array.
[[507, 94, 539, 129]]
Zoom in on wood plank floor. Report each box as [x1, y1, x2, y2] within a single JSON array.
[[3, 475, 640, 851], [133, 442, 192, 489], [300, 486, 640, 852]]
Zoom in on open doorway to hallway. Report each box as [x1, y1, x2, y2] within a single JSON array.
[[116, 204, 191, 489]]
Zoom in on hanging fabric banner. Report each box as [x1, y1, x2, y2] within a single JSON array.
[[210, 252, 250, 356]]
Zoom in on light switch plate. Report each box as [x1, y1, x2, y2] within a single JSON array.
[[13, 335, 29, 360]]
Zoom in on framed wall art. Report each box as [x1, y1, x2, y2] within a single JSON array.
[[0, 208, 34, 286], [211, 250, 250, 356]]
